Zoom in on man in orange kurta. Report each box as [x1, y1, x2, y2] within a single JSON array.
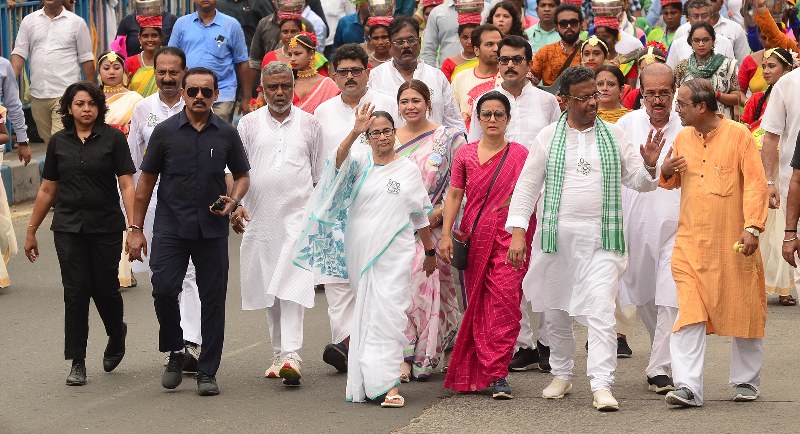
[[530, 3, 583, 88], [659, 78, 768, 408]]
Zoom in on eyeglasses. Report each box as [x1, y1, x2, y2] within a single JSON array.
[[688, 13, 711, 21], [557, 19, 581, 29], [498, 55, 526, 65], [674, 99, 697, 111], [264, 83, 293, 91], [642, 91, 674, 102], [478, 109, 508, 121], [367, 128, 396, 138], [334, 67, 365, 77], [391, 37, 419, 47], [185, 86, 214, 98], [564, 91, 600, 102], [691, 37, 712, 45]]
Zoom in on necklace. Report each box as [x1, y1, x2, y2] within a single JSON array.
[[139, 52, 153, 68], [297, 68, 317, 78], [458, 49, 475, 61], [103, 84, 126, 94], [281, 46, 290, 58], [369, 52, 390, 64]]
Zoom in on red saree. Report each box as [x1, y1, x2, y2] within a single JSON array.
[[444, 141, 536, 392]]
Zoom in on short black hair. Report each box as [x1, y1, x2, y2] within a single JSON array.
[[683, 77, 718, 112], [332, 43, 369, 69], [388, 16, 419, 38], [470, 24, 501, 49], [559, 65, 595, 96], [182, 66, 218, 90], [497, 35, 533, 61], [154, 46, 187, 70], [688, 21, 716, 44], [458, 23, 479, 35], [476, 90, 512, 115], [595, 64, 626, 88], [58, 81, 107, 129], [554, 2, 583, 23]]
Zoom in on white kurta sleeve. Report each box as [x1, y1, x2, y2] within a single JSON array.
[[306, 115, 325, 184], [438, 71, 467, 135], [614, 125, 659, 192], [127, 105, 145, 172], [506, 131, 548, 232]]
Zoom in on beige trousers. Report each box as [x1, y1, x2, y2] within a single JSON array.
[[30, 97, 63, 145]]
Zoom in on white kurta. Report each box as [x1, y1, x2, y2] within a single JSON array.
[[617, 109, 681, 309], [127, 93, 185, 272], [237, 106, 324, 310], [367, 61, 466, 135], [506, 120, 659, 325], [467, 82, 562, 148]]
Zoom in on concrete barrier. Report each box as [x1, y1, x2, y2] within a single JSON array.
[[1, 153, 44, 205]]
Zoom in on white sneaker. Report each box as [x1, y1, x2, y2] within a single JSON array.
[[592, 389, 619, 411], [264, 356, 281, 378], [542, 378, 572, 399], [279, 356, 302, 386]]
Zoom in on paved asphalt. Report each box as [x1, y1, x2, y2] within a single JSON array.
[[1, 214, 798, 433]]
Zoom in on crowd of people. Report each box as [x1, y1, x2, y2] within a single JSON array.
[[3, 0, 800, 413]]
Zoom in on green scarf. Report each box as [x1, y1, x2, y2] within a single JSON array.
[[541, 112, 625, 254], [688, 53, 726, 79]]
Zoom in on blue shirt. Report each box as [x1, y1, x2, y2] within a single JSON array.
[[169, 11, 248, 102], [140, 110, 251, 239], [333, 13, 365, 53]]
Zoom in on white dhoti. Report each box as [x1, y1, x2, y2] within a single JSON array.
[[670, 322, 763, 405], [324, 280, 355, 344], [0, 152, 16, 287]]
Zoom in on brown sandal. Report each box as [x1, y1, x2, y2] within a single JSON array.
[[779, 295, 797, 306]]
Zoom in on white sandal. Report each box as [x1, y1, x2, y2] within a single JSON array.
[[381, 394, 405, 408]]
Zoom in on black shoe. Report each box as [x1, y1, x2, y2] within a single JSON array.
[[162, 351, 186, 389], [196, 373, 219, 396], [183, 343, 200, 374], [617, 336, 633, 358], [647, 375, 675, 394], [492, 377, 513, 400], [103, 323, 127, 372], [66, 361, 87, 386], [282, 378, 301, 387], [537, 341, 551, 373], [322, 342, 348, 373], [508, 347, 539, 371]]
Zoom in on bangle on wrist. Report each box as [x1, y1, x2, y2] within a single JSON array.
[[644, 162, 657, 171], [784, 237, 798, 242], [128, 224, 143, 231], [786, 229, 798, 232], [17, 141, 29, 147], [767, 180, 775, 185], [27, 224, 38, 228]]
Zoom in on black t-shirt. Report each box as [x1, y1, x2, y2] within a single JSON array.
[[140, 109, 250, 240], [42, 123, 136, 233], [116, 12, 178, 57], [216, 0, 276, 49]]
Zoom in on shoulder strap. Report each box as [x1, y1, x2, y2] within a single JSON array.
[[470, 145, 511, 234], [539, 44, 581, 94], [557, 45, 581, 78]]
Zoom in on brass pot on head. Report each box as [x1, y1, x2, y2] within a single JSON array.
[[454, 0, 484, 15], [592, 0, 623, 18], [134, 0, 163, 16], [369, 0, 396, 17], [277, 0, 306, 13]]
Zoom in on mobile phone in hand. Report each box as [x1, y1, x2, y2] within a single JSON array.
[[210, 197, 227, 211]]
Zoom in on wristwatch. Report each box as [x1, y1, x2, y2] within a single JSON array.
[[745, 227, 761, 237], [424, 248, 436, 257], [16, 141, 29, 147], [767, 180, 775, 185]]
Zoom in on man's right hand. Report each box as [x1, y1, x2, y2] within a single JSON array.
[[126, 230, 148, 262], [768, 184, 781, 209], [782, 237, 800, 267]]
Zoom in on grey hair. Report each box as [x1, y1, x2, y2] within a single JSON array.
[[559, 66, 596, 97], [684, 0, 712, 14], [683, 78, 718, 112], [639, 63, 675, 91], [261, 61, 294, 86]]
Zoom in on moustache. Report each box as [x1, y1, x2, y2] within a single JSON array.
[[401, 49, 413, 56], [345, 79, 357, 86], [504, 69, 518, 75], [193, 101, 206, 106]]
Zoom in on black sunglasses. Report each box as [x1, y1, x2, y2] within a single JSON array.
[[185, 86, 214, 98]]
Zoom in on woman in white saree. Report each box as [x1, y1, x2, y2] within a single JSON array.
[[294, 105, 436, 407]]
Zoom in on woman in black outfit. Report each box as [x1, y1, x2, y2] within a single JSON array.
[[25, 81, 136, 386]]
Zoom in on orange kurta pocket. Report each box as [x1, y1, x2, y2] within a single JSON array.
[[710, 166, 734, 197]]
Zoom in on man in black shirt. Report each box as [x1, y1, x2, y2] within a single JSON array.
[[216, 0, 275, 49], [127, 67, 250, 396]]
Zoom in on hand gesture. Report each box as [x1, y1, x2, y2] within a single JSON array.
[[231, 206, 251, 234], [352, 103, 375, 135], [640, 128, 666, 169], [24, 233, 38, 263], [737, 230, 759, 257], [506, 228, 527, 270], [126, 231, 148, 262], [661, 147, 686, 178]]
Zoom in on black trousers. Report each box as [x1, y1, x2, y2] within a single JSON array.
[[150, 231, 229, 376], [54, 231, 125, 360]]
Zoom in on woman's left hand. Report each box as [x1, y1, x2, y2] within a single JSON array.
[[423, 255, 437, 277]]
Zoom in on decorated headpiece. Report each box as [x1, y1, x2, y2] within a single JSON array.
[[765, 47, 800, 69], [98, 51, 124, 66], [454, 0, 484, 25], [367, 0, 394, 27], [660, 0, 682, 5], [134, 0, 162, 17], [367, 16, 394, 27], [136, 14, 163, 29], [289, 31, 317, 50], [562, 0, 582, 5], [422, 0, 443, 7], [592, 0, 623, 17], [277, 0, 305, 22], [593, 15, 620, 30], [581, 35, 609, 54], [639, 42, 667, 65]]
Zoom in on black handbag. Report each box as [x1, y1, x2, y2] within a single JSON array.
[[451, 146, 510, 270]]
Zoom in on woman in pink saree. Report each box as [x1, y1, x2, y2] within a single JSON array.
[[439, 91, 535, 400], [287, 33, 339, 113]]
